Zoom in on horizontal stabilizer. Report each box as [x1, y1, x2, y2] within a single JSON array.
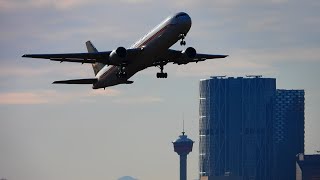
[[53, 78, 97, 84]]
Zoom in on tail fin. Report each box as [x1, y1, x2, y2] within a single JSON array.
[[86, 41, 104, 75]]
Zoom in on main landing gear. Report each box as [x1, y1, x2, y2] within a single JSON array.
[[179, 33, 186, 46], [117, 66, 127, 78], [156, 63, 168, 78]]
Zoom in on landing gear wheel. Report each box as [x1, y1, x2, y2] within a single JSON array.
[[156, 72, 168, 78], [117, 71, 127, 78], [117, 66, 127, 78], [179, 33, 186, 46]]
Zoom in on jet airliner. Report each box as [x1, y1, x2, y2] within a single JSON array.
[[22, 12, 228, 89]]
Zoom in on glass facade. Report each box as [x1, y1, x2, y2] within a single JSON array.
[[199, 77, 276, 180], [273, 90, 305, 179], [199, 77, 305, 180]]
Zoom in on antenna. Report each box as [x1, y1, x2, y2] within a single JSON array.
[[182, 113, 185, 135]]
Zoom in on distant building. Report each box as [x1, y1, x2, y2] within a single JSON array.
[[273, 89, 305, 179], [199, 76, 276, 180], [199, 76, 305, 180], [296, 153, 320, 180]]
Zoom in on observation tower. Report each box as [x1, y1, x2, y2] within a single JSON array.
[[173, 131, 194, 180]]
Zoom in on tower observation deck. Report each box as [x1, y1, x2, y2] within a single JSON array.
[[173, 131, 194, 180]]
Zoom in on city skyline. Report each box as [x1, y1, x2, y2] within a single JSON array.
[[1, 1, 320, 180]]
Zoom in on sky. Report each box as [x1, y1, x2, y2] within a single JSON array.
[[1, 0, 320, 180]]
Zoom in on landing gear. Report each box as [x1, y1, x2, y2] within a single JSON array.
[[179, 33, 186, 46], [117, 71, 127, 78], [156, 64, 168, 78], [157, 72, 167, 78], [117, 66, 127, 78]]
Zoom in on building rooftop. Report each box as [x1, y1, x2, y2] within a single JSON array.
[[200, 75, 278, 80]]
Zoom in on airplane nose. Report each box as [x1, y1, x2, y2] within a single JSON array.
[[184, 14, 192, 26], [177, 13, 192, 30]]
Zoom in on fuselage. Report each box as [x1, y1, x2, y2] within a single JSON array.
[[92, 12, 192, 89]]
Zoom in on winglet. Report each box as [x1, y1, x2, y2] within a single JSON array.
[[22, 54, 31, 58]]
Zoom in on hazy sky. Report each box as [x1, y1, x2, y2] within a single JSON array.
[[1, 0, 320, 180]]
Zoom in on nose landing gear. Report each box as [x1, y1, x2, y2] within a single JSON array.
[[179, 33, 186, 46]]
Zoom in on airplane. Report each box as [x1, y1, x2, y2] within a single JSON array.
[[22, 12, 228, 89]]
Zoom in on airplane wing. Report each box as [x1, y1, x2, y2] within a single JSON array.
[[161, 49, 228, 65], [53, 78, 98, 84], [22, 51, 111, 64], [22, 48, 141, 66]]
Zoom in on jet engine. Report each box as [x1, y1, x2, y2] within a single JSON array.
[[177, 47, 197, 64], [109, 47, 127, 65], [182, 47, 196, 58]]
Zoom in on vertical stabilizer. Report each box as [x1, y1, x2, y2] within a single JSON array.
[[86, 41, 105, 75]]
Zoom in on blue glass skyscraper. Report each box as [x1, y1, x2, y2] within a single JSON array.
[[199, 76, 276, 180], [199, 76, 305, 180], [273, 89, 305, 179]]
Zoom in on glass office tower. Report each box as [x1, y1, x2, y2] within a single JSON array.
[[199, 76, 305, 180], [273, 89, 305, 179], [199, 76, 276, 180]]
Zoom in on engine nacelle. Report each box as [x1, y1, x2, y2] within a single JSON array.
[[178, 47, 197, 64], [109, 47, 127, 65]]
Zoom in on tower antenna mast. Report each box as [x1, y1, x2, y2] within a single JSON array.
[[182, 113, 185, 135]]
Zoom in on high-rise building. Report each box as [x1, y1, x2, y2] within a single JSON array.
[[199, 76, 276, 180], [296, 153, 320, 180], [173, 131, 194, 180], [198, 76, 305, 180], [273, 89, 305, 179]]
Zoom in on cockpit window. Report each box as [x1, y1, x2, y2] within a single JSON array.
[[175, 13, 187, 18]]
